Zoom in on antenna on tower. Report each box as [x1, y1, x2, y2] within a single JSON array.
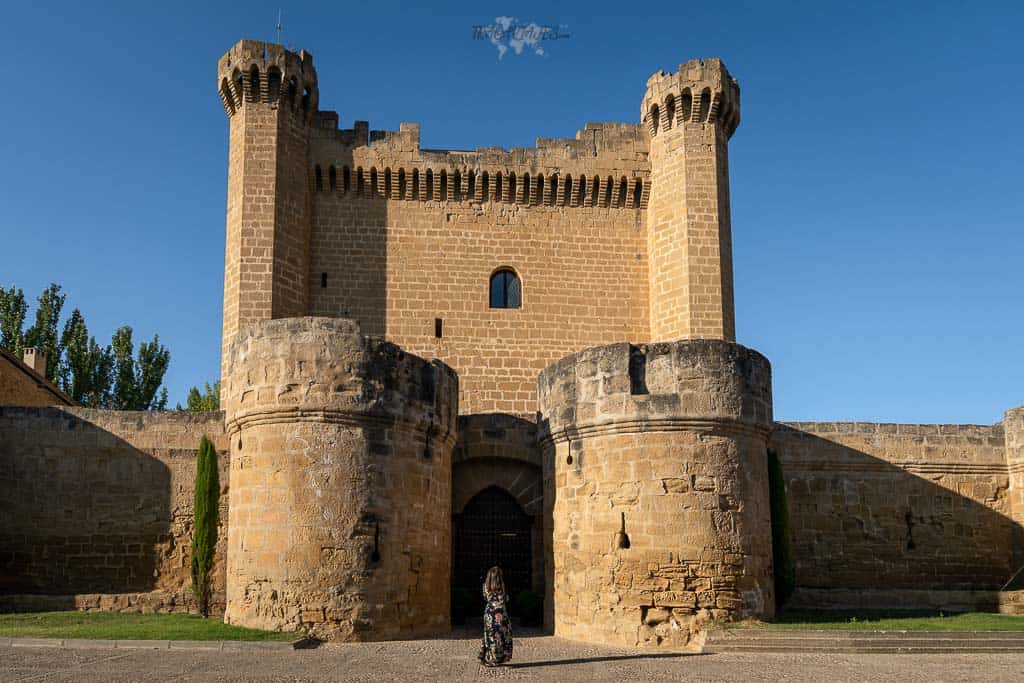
[[276, 10, 283, 45]]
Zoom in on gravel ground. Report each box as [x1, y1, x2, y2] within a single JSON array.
[[3, 631, 1024, 682]]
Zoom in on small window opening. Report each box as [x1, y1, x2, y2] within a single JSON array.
[[434, 318, 443, 338], [489, 269, 522, 309], [370, 168, 378, 195], [328, 166, 337, 191], [398, 169, 407, 198], [440, 170, 448, 200], [426, 169, 434, 200], [356, 167, 364, 194], [314, 166, 323, 191], [549, 174, 558, 205], [384, 168, 392, 197], [412, 169, 420, 199], [342, 166, 351, 192], [267, 67, 281, 102], [481, 172, 490, 201], [467, 171, 476, 199], [321, 272, 328, 288], [633, 179, 643, 207]]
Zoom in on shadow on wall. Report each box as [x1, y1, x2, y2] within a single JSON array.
[[771, 425, 1022, 592], [0, 408, 172, 595]]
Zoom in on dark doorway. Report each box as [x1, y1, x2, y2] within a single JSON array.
[[453, 487, 533, 601]]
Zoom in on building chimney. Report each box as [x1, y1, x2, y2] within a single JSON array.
[[22, 347, 47, 377]]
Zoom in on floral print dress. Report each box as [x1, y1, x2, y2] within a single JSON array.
[[477, 589, 513, 666]]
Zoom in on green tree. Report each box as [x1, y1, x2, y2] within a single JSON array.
[[23, 283, 66, 381], [111, 326, 170, 410], [191, 435, 220, 617], [59, 309, 116, 407], [0, 285, 27, 356], [180, 381, 220, 412]]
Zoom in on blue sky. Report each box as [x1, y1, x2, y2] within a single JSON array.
[[1, 1, 1021, 422]]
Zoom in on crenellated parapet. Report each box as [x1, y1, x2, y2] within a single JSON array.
[[641, 58, 740, 139], [307, 121, 650, 209], [217, 40, 319, 120]]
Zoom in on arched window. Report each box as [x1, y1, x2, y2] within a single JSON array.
[[467, 171, 476, 199], [440, 170, 448, 200], [563, 175, 572, 206], [618, 177, 628, 208], [398, 169, 406, 199], [412, 169, 420, 199], [384, 168, 392, 197], [698, 89, 711, 122], [548, 174, 558, 205], [314, 165, 323, 191], [649, 104, 660, 136], [454, 171, 462, 200], [522, 173, 531, 204], [356, 167, 364, 194], [495, 173, 503, 202], [536, 175, 544, 206], [591, 176, 600, 205], [370, 168, 378, 195], [508, 173, 517, 203], [489, 269, 521, 309], [604, 175, 613, 207], [328, 166, 337, 191], [481, 172, 489, 201], [633, 179, 643, 207], [426, 169, 434, 200], [342, 166, 351, 192], [665, 94, 675, 130]]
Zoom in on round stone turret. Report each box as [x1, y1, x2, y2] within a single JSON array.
[[222, 317, 458, 640], [538, 339, 775, 648]]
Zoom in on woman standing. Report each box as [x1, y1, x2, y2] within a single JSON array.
[[477, 566, 513, 667]]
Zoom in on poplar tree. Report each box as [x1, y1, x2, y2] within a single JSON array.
[[191, 435, 220, 617], [0, 285, 27, 356]]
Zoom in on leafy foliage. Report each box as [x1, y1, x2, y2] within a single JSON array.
[[180, 381, 220, 412], [767, 449, 796, 609], [0, 282, 169, 409], [191, 436, 220, 617]]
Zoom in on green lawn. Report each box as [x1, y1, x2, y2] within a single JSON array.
[[723, 609, 1024, 632], [0, 611, 297, 641]]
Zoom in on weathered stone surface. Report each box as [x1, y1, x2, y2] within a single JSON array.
[[222, 317, 457, 641], [0, 408, 229, 604], [538, 339, 775, 648]]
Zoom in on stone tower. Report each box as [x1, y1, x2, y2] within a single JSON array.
[[216, 41, 318, 378], [643, 59, 740, 342], [222, 317, 458, 640]]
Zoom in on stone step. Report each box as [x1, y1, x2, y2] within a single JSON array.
[[703, 629, 1024, 653], [704, 644, 1024, 654], [706, 629, 1024, 641]]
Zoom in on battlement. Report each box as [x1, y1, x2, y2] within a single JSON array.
[[217, 40, 318, 118], [308, 119, 650, 209], [642, 58, 740, 139]]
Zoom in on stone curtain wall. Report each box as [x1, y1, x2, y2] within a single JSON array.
[[222, 317, 458, 641], [1005, 407, 1024, 568], [538, 340, 775, 648], [0, 408, 228, 608], [771, 422, 1018, 592], [305, 123, 651, 417]]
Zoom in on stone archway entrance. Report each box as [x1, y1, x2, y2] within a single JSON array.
[[453, 486, 533, 601]]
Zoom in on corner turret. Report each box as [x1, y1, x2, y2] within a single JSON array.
[[217, 40, 317, 379], [643, 59, 740, 342]]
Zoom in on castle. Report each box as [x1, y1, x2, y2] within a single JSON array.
[[0, 40, 1021, 649]]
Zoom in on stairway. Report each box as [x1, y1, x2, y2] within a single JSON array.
[[702, 629, 1024, 654]]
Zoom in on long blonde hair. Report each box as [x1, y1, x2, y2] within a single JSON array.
[[484, 566, 505, 595]]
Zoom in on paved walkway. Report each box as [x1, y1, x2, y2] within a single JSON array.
[[3, 633, 1023, 682]]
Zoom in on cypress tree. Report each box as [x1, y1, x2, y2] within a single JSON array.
[[191, 435, 220, 617], [767, 449, 795, 610]]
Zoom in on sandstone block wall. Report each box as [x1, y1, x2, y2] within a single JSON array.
[[643, 59, 739, 342], [1006, 408, 1024, 559], [538, 340, 774, 648], [222, 317, 458, 640], [771, 421, 1018, 591], [306, 123, 651, 417], [0, 408, 228, 604]]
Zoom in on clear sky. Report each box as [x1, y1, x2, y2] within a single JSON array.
[[1, 1, 1021, 422]]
